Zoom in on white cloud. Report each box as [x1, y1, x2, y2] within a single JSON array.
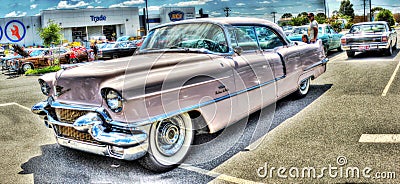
[[221, 0, 229, 1], [30, 0, 35, 2], [30, 4, 38, 9], [236, 3, 245, 6], [109, 0, 145, 8], [87, 5, 94, 8], [173, 0, 213, 7], [148, 6, 161, 11], [5, 11, 27, 17], [211, 11, 222, 16], [57, 1, 89, 9], [255, 8, 266, 11], [259, 1, 270, 3]]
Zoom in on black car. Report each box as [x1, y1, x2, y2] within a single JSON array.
[[98, 41, 137, 59]]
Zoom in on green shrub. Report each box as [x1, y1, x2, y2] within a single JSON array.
[[25, 65, 61, 75], [344, 22, 353, 29]]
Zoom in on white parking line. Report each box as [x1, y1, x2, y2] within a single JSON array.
[[0, 102, 31, 111], [179, 164, 261, 184], [359, 134, 400, 143], [382, 60, 400, 96]]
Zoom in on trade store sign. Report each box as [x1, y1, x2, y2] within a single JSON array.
[[90, 15, 107, 23], [5, 20, 26, 42]]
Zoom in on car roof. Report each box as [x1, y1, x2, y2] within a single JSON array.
[[353, 21, 387, 25], [151, 17, 284, 36]]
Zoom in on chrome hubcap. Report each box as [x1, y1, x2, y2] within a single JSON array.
[[155, 116, 186, 156], [23, 64, 31, 71], [300, 79, 308, 91]]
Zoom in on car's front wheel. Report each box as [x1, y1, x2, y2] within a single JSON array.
[[384, 43, 393, 56], [139, 113, 194, 172]]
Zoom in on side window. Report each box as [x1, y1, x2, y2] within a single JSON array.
[[233, 26, 259, 51], [329, 26, 335, 34], [255, 26, 284, 50], [325, 27, 331, 34]]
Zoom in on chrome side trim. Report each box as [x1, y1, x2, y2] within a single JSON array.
[[113, 76, 285, 128], [304, 58, 329, 71]]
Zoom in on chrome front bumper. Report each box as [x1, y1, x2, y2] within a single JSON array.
[[32, 98, 150, 161]]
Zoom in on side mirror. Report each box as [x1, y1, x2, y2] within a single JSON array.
[[234, 46, 243, 55]]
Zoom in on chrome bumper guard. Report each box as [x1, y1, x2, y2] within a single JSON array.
[[32, 99, 149, 160]]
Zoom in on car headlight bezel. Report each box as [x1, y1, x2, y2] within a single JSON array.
[[102, 88, 123, 113], [39, 79, 51, 96]]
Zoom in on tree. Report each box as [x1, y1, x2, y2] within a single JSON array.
[[371, 7, 384, 14], [38, 19, 63, 47], [281, 13, 293, 18], [376, 9, 395, 26], [298, 12, 308, 18], [339, 0, 355, 20], [316, 13, 327, 24], [291, 16, 308, 26], [394, 13, 400, 23]]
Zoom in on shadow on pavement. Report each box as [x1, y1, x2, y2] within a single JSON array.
[[347, 49, 399, 59], [19, 84, 332, 183]]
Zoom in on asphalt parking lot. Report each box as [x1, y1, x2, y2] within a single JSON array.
[[2, 44, 400, 183]]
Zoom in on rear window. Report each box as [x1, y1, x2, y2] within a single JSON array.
[[349, 24, 387, 33]]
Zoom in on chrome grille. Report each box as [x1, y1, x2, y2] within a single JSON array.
[[54, 125, 99, 144], [55, 108, 88, 123]]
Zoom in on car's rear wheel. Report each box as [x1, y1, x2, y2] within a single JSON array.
[[112, 54, 118, 59], [346, 51, 355, 57], [324, 45, 329, 56], [21, 63, 33, 74], [139, 113, 194, 172], [294, 77, 310, 98], [384, 43, 393, 56]]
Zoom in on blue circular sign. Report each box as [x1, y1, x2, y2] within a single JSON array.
[[5, 20, 26, 42]]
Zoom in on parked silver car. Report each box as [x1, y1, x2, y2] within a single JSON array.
[[341, 21, 397, 57]]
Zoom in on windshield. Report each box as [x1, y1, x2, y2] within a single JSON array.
[[29, 49, 45, 56], [291, 27, 323, 35], [141, 23, 229, 53], [349, 24, 386, 33]]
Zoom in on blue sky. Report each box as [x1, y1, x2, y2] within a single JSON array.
[[1, 0, 399, 21]]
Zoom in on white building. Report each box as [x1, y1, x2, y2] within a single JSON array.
[[0, 6, 198, 46], [41, 7, 140, 43]]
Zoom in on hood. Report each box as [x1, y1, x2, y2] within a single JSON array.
[[52, 52, 216, 106], [12, 44, 30, 57]]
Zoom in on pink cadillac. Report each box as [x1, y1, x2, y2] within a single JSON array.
[[32, 17, 328, 172]]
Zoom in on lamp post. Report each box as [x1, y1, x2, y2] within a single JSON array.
[[271, 12, 277, 23]]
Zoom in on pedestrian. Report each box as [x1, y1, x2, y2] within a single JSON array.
[[302, 34, 309, 44], [307, 13, 318, 43], [91, 41, 98, 61]]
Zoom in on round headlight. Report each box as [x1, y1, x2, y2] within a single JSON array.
[[39, 80, 50, 96], [105, 89, 123, 113]]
